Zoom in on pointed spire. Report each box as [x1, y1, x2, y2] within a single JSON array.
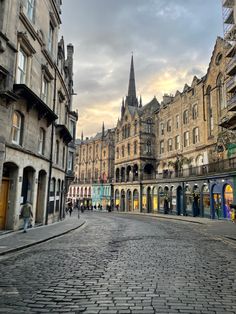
[[126, 54, 138, 107], [81, 131, 83, 141], [121, 98, 125, 117], [102, 122, 105, 138], [139, 95, 142, 108]]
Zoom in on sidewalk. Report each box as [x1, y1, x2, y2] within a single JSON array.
[[0, 213, 85, 256], [115, 212, 236, 243]]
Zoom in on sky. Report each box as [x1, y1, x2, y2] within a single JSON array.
[[60, 0, 223, 138]]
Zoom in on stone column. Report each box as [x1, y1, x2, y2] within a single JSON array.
[[0, 136, 6, 185]]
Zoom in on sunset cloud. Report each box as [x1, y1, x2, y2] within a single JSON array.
[[60, 0, 223, 138]]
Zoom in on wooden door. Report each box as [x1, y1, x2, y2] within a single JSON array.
[[0, 179, 9, 229]]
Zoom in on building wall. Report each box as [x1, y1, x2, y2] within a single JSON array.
[[0, 0, 77, 230]]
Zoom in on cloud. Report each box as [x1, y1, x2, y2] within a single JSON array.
[[60, 0, 223, 137]]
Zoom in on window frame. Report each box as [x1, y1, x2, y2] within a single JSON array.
[[38, 127, 45, 155], [12, 111, 23, 145]]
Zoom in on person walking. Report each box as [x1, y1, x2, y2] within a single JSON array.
[[20, 201, 33, 233]]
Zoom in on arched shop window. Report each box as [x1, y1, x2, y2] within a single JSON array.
[[202, 184, 210, 218], [185, 185, 192, 216], [224, 184, 233, 220]]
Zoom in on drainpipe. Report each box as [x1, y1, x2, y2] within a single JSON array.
[[45, 67, 57, 225]]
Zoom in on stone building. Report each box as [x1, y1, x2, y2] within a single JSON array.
[[114, 38, 235, 220], [0, 0, 77, 230], [71, 36, 235, 220], [69, 125, 115, 209], [114, 56, 159, 212]]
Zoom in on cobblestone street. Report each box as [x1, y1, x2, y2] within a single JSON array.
[[0, 212, 236, 314]]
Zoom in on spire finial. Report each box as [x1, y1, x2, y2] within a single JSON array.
[[126, 54, 138, 107]]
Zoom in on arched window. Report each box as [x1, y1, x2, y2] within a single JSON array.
[[146, 140, 151, 154], [216, 74, 225, 110], [193, 127, 200, 144], [134, 120, 138, 135], [206, 86, 213, 136], [147, 118, 152, 133], [167, 119, 172, 132], [183, 110, 189, 124], [116, 147, 119, 159], [12, 111, 23, 145], [192, 104, 198, 120], [116, 130, 119, 142]]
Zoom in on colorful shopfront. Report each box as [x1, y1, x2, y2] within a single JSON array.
[[211, 180, 234, 220]]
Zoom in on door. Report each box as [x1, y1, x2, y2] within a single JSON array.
[[0, 179, 9, 229]]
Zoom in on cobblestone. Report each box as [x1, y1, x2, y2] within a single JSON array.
[[0, 212, 235, 313]]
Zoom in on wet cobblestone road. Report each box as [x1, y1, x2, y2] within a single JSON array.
[[0, 212, 236, 314]]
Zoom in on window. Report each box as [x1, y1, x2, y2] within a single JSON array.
[[134, 141, 137, 155], [183, 110, 189, 124], [168, 138, 173, 152], [116, 147, 119, 159], [26, 0, 35, 21], [176, 115, 179, 129], [206, 86, 213, 136], [17, 49, 27, 84], [127, 143, 130, 155], [160, 123, 164, 135], [184, 131, 190, 147], [70, 120, 76, 140], [122, 127, 125, 139], [147, 119, 152, 133], [48, 23, 54, 54], [127, 124, 130, 137], [192, 104, 198, 119], [175, 135, 180, 150], [62, 146, 65, 168], [55, 140, 59, 164], [41, 76, 49, 103], [193, 127, 200, 144], [167, 119, 172, 132], [146, 140, 151, 154], [116, 130, 119, 142], [68, 151, 74, 171], [122, 145, 124, 157], [134, 120, 138, 135], [103, 150, 106, 157], [160, 140, 164, 154], [217, 74, 226, 110], [12, 111, 22, 145], [38, 128, 45, 155]]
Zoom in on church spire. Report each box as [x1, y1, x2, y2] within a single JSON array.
[[125, 54, 138, 107]]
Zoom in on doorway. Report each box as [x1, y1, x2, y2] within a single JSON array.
[[0, 179, 9, 229]]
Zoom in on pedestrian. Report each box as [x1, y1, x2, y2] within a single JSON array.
[[20, 201, 33, 233], [69, 206, 73, 216]]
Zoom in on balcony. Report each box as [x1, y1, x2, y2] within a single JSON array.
[[156, 156, 236, 180], [226, 43, 236, 57], [224, 8, 234, 24], [223, 0, 235, 8], [226, 55, 236, 76], [227, 93, 236, 111], [226, 75, 236, 93], [225, 24, 236, 41], [13, 84, 57, 125]]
